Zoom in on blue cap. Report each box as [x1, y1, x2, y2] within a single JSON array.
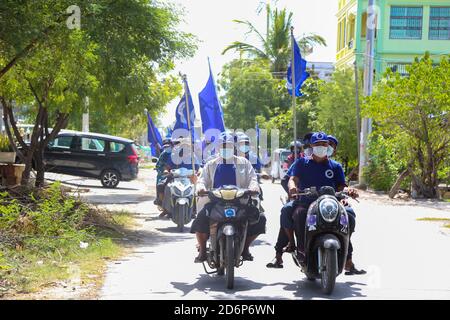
[[310, 132, 328, 144], [327, 135, 338, 147]]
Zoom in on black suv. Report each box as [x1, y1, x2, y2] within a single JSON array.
[[44, 130, 139, 188]]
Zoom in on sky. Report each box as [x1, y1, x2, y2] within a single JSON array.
[[159, 0, 338, 128]]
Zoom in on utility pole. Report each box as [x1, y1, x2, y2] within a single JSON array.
[[82, 96, 89, 132], [358, 0, 376, 186], [354, 61, 361, 166]]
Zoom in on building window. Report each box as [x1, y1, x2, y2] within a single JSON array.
[[390, 6, 423, 39], [429, 7, 450, 40]]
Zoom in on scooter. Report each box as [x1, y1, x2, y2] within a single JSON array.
[[199, 186, 260, 289], [164, 167, 195, 232], [291, 186, 351, 295]]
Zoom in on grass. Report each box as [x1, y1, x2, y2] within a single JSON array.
[[417, 217, 450, 222], [417, 217, 450, 230], [0, 183, 135, 297]]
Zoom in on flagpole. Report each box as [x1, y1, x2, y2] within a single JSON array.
[[290, 26, 297, 161], [182, 73, 196, 174]]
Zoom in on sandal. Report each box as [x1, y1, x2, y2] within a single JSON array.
[[266, 258, 283, 269]]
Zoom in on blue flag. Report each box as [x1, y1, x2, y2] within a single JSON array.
[[199, 59, 225, 133], [173, 79, 199, 145], [165, 127, 172, 139], [287, 35, 310, 97], [147, 111, 163, 156]]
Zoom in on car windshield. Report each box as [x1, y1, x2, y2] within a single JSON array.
[[280, 151, 290, 162]]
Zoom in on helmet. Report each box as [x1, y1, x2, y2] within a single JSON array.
[[218, 131, 234, 144], [327, 135, 338, 147], [302, 132, 314, 146], [290, 140, 302, 148], [236, 133, 250, 144]]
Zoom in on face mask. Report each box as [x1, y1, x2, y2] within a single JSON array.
[[327, 146, 334, 158], [220, 148, 234, 159], [304, 148, 313, 157], [312, 146, 328, 158], [239, 145, 250, 153]]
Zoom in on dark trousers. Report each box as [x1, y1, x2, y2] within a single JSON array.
[[275, 205, 356, 258]]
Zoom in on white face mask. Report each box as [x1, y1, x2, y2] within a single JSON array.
[[239, 144, 250, 153], [327, 146, 334, 158], [304, 148, 313, 157], [312, 146, 328, 158], [220, 148, 234, 160]]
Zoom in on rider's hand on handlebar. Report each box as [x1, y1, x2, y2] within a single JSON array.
[[197, 188, 208, 196], [289, 186, 298, 200], [189, 175, 198, 184], [344, 187, 359, 199]]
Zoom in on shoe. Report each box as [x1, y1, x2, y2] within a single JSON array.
[[242, 251, 254, 261], [194, 253, 207, 263], [344, 259, 367, 275], [266, 258, 283, 269]]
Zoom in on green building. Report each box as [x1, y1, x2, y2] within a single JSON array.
[[336, 0, 450, 76]]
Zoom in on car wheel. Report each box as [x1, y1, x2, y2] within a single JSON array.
[[101, 169, 120, 188]]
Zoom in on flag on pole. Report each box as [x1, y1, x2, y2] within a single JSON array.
[[199, 59, 225, 133], [174, 81, 196, 133], [286, 35, 310, 97], [146, 111, 163, 156]]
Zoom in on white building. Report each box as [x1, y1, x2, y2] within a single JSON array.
[[307, 62, 335, 81]]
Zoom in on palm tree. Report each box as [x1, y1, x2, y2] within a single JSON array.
[[222, 5, 326, 75]]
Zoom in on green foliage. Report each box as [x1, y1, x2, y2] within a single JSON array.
[[257, 78, 322, 148], [0, 182, 128, 293], [310, 68, 360, 168], [363, 54, 450, 197], [222, 4, 326, 73], [363, 135, 404, 191], [0, 134, 13, 152], [218, 59, 291, 130]]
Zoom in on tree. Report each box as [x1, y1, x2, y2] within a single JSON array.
[[257, 77, 322, 148], [218, 59, 290, 130], [363, 54, 450, 198], [310, 68, 360, 172], [222, 5, 326, 74], [0, 0, 197, 187]]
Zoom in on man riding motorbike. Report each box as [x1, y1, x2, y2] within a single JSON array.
[[276, 132, 364, 274], [190, 132, 266, 263], [159, 138, 200, 218], [267, 132, 313, 268], [154, 138, 174, 209]]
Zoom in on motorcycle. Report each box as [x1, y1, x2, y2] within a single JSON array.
[[199, 185, 260, 289], [163, 167, 195, 232], [291, 186, 351, 295]]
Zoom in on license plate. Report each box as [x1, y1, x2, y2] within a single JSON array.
[[224, 208, 236, 218]]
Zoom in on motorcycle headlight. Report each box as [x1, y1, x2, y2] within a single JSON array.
[[183, 186, 193, 196], [172, 186, 182, 197], [319, 198, 339, 223]]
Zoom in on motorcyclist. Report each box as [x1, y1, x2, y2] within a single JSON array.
[[267, 132, 313, 268], [190, 132, 265, 263], [154, 138, 174, 208], [281, 132, 359, 262], [160, 138, 200, 218], [235, 133, 262, 173], [285, 140, 303, 169]]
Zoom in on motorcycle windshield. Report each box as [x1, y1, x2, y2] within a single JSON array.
[[171, 167, 194, 177]]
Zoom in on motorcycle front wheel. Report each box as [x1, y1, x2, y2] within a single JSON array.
[[225, 235, 235, 289], [321, 248, 337, 295]]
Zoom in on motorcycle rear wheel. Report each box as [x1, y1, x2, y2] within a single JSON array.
[[225, 235, 235, 289]]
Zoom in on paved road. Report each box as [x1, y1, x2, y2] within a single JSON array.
[[46, 170, 450, 299]]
